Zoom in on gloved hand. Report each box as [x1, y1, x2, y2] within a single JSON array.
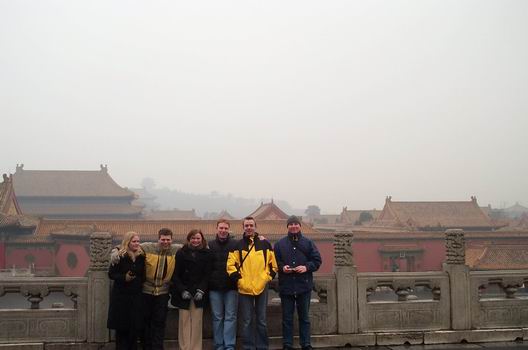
[[229, 272, 241, 283], [194, 289, 204, 301], [181, 291, 192, 300]]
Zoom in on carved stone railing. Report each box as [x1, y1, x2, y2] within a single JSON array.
[[470, 270, 528, 329], [164, 273, 338, 340], [2, 228, 528, 347], [357, 272, 450, 332], [0, 277, 88, 343]]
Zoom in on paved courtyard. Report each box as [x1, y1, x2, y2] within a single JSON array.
[[329, 341, 528, 350]]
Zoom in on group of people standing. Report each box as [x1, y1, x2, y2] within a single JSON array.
[[107, 215, 322, 350]]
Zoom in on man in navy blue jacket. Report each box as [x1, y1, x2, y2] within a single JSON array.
[[274, 215, 322, 350]]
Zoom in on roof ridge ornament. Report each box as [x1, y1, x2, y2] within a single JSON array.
[[100, 164, 108, 173]]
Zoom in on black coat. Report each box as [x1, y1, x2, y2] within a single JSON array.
[[208, 235, 238, 291], [274, 232, 322, 295], [107, 253, 145, 331], [170, 245, 212, 309]]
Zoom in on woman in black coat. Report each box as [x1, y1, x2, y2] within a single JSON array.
[[107, 231, 145, 350], [170, 229, 212, 350]]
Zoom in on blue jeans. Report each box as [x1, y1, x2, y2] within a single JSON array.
[[238, 286, 269, 350], [280, 291, 311, 348], [209, 290, 238, 350]]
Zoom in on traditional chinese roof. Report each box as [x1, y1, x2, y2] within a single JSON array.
[[35, 218, 322, 241], [339, 207, 381, 225], [13, 164, 135, 198], [0, 174, 38, 230], [19, 202, 144, 217], [248, 200, 289, 220], [215, 210, 236, 220], [503, 202, 528, 219], [0, 174, 22, 215], [143, 209, 200, 220], [466, 244, 528, 270], [374, 196, 498, 231]]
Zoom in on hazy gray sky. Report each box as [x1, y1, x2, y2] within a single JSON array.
[[1, 1, 527, 213]]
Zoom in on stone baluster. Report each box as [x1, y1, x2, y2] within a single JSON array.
[[500, 278, 523, 299], [334, 232, 358, 333], [20, 285, 50, 309], [443, 229, 471, 330], [87, 232, 112, 343], [64, 285, 79, 309], [432, 287, 441, 301], [392, 279, 415, 302], [313, 279, 328, 304]]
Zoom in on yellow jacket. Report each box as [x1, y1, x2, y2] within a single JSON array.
[[141, 242, 179, 295], [227, 234, 278, 296]]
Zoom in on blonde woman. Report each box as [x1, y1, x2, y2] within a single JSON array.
[[107, 231, 145, 350]]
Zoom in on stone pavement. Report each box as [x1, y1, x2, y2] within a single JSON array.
[[326, 341, 528, 350]]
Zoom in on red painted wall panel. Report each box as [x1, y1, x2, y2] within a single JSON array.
[[6, 247, 54, 270], [55, 243, 90, 277]]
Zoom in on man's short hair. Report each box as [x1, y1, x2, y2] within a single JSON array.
[[243, 216, 257, 227], [216, 219, 230, 227], [158, 228, 173, 238]]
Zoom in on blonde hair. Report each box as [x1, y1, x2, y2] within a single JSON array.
[[118, 231, 143, 256]]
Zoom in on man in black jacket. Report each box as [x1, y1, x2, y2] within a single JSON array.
[[274, 216, 322, 350], [208, 219, 239, 350]]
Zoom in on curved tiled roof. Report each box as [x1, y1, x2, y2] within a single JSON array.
[[13, 167, 135, 198], [20, 202, 144, 216], [248, 201, 289, 220], [466, 244, 528, 270], [376, 197, 496, 230]]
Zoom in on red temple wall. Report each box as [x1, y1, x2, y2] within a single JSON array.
[[55, 243, 90, 277], [6, 247, 54, 270]]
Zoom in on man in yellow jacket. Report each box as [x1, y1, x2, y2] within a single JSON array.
[[227, 216, 278, 350]]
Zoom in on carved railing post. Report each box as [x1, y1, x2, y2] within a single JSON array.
[[20, 285, 50, 309], [87, 232, 112, 343], [334, 232, 358, 333], [443, 229, 471, 330]]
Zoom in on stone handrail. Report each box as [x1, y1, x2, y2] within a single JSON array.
[[0, 277, 88, 343], [2, 230, 528, 348], [469, 270, 528, 329], [356, 271, 450, 332]]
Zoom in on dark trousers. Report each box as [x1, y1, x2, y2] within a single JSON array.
[[116, 329, 138, 350], [142, 293, 169, 350], [280, 291, 311, 348], [239, 286, 269, 350]]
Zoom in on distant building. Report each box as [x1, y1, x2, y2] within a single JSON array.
[[203, 210, 236, 220], [143, 209, 200, 220], [130, 187, 160, 213], [12, 164, 143, 219], [248, 200, 289, 220], [0, 174, 37, 235], [466, 244, 528, 270], [339, 207, 381, 225], [0, 174, 39, 273], [373, 196, 502, 231], [503, 202, 528, 219]]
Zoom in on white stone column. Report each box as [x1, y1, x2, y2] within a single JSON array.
[[87, 232, 112, 343], [334, 232, 358, 333], [443, 229, 471, 330]]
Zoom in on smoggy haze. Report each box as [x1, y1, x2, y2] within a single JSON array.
[[1, 1, 527, 213]]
